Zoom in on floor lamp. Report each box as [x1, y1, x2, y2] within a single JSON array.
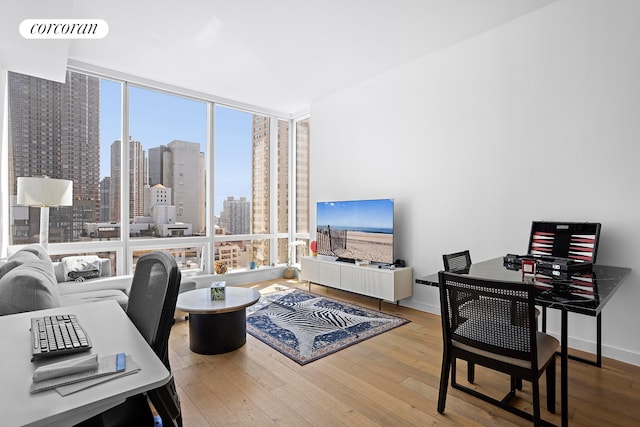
[[17, 176, 73, 250]]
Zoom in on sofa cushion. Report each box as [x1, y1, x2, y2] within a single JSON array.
[[60, 289, 129, 309], [0, 260, 61, 315], [179, 279, 196, 294], [56, 275, 132, 296]]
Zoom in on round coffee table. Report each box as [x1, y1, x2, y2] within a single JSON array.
[[176, 287, 260, 354]]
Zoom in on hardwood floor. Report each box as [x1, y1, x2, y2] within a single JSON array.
[[167, 280, 640, 426]]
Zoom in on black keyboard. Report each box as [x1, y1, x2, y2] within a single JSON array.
[[31, 314, 92, 361]]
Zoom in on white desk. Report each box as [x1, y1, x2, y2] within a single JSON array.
[[1, 300, 170, 427]]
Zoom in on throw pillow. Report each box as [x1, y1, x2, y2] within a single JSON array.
[[62, 256, 101, 282]]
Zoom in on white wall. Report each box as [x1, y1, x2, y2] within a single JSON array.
[[310, 0, 640, 366]]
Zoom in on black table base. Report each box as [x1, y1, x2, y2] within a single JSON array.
[[188, 310, 247, 355]]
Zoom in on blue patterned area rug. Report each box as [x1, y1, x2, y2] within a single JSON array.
[[246, 287, 409, 365]]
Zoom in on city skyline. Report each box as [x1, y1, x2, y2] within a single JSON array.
[[99, 79, 253, 216], [7, 69, 308, 269], [8, 70, 101, 243]]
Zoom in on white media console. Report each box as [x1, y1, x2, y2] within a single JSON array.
[[300, 256, 413, 304]]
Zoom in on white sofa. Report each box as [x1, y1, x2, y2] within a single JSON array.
[[0, 245, 129, 315], [0, 244, 196, 316]]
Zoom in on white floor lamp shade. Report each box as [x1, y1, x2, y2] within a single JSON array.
[[17, 177, 73, 249]]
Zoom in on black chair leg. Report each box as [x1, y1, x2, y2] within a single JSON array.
[[451, 358, 457, 385], [546, 355, 556, 413], [437, 352, 451, 413], [467, 361, 475, 383], [510, 375, 521, 392], [532, 378, 542, 426]]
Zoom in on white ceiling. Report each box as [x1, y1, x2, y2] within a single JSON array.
[[3, 0, 557, 115]]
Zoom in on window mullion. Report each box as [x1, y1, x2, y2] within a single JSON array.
[[120, 81, 131, 274]]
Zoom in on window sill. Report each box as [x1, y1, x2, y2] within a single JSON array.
[[184, 265, 286, 287]]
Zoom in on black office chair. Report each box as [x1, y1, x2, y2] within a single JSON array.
[[76, 252, 183, 427], [437, 271, 558, 426]]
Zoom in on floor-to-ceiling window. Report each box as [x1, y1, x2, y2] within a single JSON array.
[[213, 106, 292, 270], [213, 106, 255, 270], [292, 116, 311, 262], [8, 70, 104, 246], [128, 86, 207, 238], [127, 86, 208, 270], [7, 70, 122, 271], [276, 118, 290, 265], [5, 68, 309, 274]]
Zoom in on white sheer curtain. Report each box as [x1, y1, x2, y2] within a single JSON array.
[[0, 69, 9, 258]]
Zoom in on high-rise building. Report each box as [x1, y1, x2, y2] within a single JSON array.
[[251, 115, 290, 264], [148, 145, 168, 186], [100, 177, 111, 222], [220, 196, 250, 235], [148, 140, 205, 234], [277, 119, 291, 261], [7, 70, 100, 244], [110, 137, 146, 222], [252, 115, 271, 235], [296, 118, 310, 234]]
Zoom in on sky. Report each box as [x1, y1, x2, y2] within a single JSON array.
[[99, 79, 252, 216]]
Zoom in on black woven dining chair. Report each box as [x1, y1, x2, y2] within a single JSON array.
[[442, 250, 472, 273], [442, 250, 477, 382], [437, 271, 558, 426], [442, 249, 540, 386]]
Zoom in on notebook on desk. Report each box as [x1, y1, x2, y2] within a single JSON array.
[[30, 353, 140, 394]]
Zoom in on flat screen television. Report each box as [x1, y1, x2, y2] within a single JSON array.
[[316, 198, 394, 265]]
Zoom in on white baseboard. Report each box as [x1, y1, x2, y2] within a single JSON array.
[[564, 335, 640, 367], [399, 300, 440, 315]]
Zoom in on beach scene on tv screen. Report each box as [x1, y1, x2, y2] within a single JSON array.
[[316, 199, 394, 264]]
